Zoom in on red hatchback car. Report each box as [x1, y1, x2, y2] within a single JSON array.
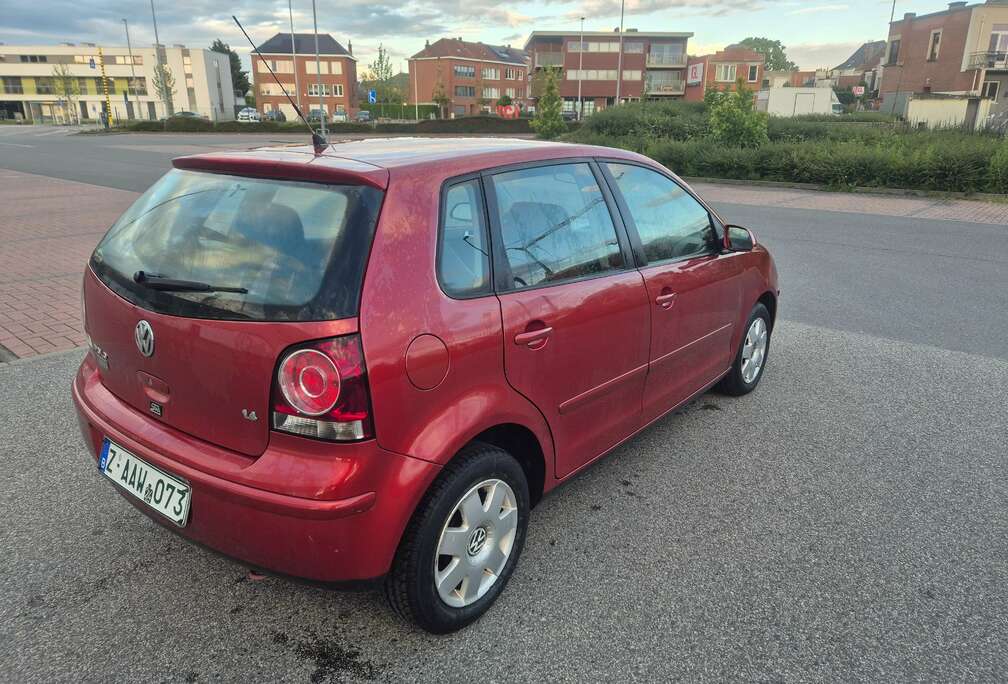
[[74, 138, 778, 632]]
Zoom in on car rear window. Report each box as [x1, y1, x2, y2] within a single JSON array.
[[90, 169, 383, 321]]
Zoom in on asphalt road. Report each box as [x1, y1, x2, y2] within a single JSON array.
[[1, 127, 1007, 681]]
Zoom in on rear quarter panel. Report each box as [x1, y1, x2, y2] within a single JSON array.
[[359, 166, 556, 475]]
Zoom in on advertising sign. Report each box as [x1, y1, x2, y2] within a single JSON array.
[[686, 62, 704, 86], [852, 86, 865, 96]]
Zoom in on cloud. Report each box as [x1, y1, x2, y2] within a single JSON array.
[[562, 0, 783, 21], [790, 4, 847, 15]]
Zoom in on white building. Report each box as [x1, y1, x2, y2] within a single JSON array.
[[0, 43, 237, 123]]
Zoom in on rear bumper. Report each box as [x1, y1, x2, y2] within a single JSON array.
[[72, 355, 440, 582]]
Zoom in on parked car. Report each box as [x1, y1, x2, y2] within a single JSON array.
[[307, 109, 327, 123], [356, 110, 372, 123], [171, 111, 206, 119], [561, 110, 577, 122], [331, 111, 348, 123], [74, 138, 778, 634], [264, 109, 286, 123], [237, 107, 261, 123]]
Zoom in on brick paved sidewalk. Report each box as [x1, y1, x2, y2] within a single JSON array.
[[0, 171, 138, 359], [690, 181, 1008, 226]]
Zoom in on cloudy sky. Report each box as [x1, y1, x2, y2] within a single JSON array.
[[1, 1, 949, 74]]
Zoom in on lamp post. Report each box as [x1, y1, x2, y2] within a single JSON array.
[[614, 0, 625, 104], [577, 17, 584, 120], [122, 19, 137, 120]]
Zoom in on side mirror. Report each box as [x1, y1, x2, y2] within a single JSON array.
[[725, 224, 755, 252]]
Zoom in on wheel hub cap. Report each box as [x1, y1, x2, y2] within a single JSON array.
[[741, 317, 768, 384], [435, 479, 518, 608]]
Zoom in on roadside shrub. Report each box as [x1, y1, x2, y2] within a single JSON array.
[[706, 81, 768, 148], [580, 100, 707, 141], [415, 116, 532, 134], [988, 141, 1008, 193], [531, 67, 566, 139], [163, 116, 213, 132]]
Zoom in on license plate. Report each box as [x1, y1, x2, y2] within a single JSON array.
[[99, 439, 190, 526]]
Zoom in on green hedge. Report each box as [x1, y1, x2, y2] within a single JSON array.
[[414, 116, 533, 134], [125, 115, 550, 135], [636, 136, 1003, 193], [358, 103, 440, 120]]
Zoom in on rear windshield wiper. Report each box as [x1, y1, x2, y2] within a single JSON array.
[[133, 271, 248, 294]]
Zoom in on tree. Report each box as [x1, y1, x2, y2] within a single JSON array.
[[209, 39, 249, 95], [432, 68, 450, 119], [531, 67, 565, 139], [51, 63, 80, 124], [706, 78, 768, 148], [364, 44, 395, 113], [738, 37, 798, 71], [152, 63, 176, 117]]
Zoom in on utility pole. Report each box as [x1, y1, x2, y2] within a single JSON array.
[[288, 0, 302, 115], [123, 19, 137, 119], [615, 0, 625, 104], [887, 0, 905, 116], [413, 59, 419, 120], [577, 17, 584, 120], [150, 0, 170, 117], [311, 0, 325, 136]]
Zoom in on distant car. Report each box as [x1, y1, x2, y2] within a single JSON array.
[[172, 111, 206, 120], [264, 109, 287, 123], [307, 109, 327, 123], [237, 107, 261, 123], [561, 110, 577, 122], [356, 110, 372, 123], [331, 111, 348, 123]]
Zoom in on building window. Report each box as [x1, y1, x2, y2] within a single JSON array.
[[714, 64, 737, 82], [331, 61, 342, 75], [624, 42, 644, 54], [77, 78, 89, 94], [504, 67, 522, 80], [35, 77, 55, 95], [482, 67, 499, 80], [334, 83, 343, 97], [567, 69, 618, 81], [748, 64, 759, 82], [454, 64, 475, 78], [2, 76, 23, 94], [307, 83, 330, 96], [927, 30, 941, 61], [454, 85, 476, 97], [93, 77, 115, 94], [887, 38, 900, 65], [183, 55, 192, 66], [128, 77, 147, 96], [20, 55, 48, 63], [567, 40, 584, 53], [622, 70, 642, 81], [982, 81, 999, 101], [482, 87, 499, 99]]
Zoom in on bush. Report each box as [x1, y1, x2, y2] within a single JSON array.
[[415, 116, 532, 134], [531, 68, 566, 140], [163, 116, 214, 132], [706, 81, 768, 148], [989, 141, 1008, 193]]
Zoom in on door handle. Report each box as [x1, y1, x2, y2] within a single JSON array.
[[514, 327, 553, 348], [655, 293, 677, 309]]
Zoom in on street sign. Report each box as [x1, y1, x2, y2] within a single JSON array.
[[88, 57, 96, 69], [852, 86, 865, 96], [368, 89, 377, 104]]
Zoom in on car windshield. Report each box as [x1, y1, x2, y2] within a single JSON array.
[[90, 169, 384, 321]]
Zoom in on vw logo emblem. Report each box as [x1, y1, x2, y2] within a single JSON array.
[[134, 320, 155, 358], [467, 527, 487, 557]]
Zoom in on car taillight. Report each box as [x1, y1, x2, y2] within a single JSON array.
[[271, 335, 374, 442]]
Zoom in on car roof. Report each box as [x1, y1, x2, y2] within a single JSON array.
[[172, 137, 647, 190]]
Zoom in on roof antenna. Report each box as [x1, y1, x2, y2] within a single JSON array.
[[232, 15, 328, 154]]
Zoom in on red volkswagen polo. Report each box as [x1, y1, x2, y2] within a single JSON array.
[[73, 138, 778, 633]]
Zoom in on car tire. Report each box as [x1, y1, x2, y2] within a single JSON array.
[[385, 441, 529, 634], [716, 302, 772, 396]]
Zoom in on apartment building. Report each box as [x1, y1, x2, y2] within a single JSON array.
[[879, 0, 1008, 116], [0, 43, 235, 122], [684, 46, 765, 101], [408, 38, 529, 117], [525, 30, 692, 116], [252, 33, 357, 120]]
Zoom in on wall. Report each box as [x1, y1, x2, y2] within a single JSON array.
[[906, 95, 992, 129]]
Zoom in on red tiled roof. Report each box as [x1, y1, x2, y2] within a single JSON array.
[[411, 38, 527, 65]]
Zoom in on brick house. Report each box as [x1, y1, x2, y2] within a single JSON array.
[[251, 33, 357, 121], [684, 46, 765, 101], [525, 30, 692, 117], [408, 38, 529, 117], [879, 0, 1008, 117], [830, 41, 886, 94]]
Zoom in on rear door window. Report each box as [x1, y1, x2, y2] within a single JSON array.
[[487, 163, 625, 290], [90, 169, 383, 321], [604, 163, 718, 264], [438, 179, 491, 297]]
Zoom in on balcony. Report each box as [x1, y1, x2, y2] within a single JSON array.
[[645, 53, 687, 68], [535, 52, 564, 68], [967, 50, 1008, 70], [644, 79, 685, 95]]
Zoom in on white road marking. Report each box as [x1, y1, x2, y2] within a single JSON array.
[[0, 141, 33, 148]]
